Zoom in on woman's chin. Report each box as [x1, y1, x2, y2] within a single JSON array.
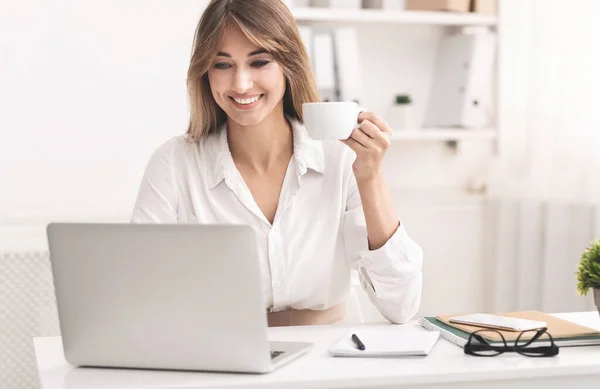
[[227, 111, 265, 127], [226, 103, 278, 128]]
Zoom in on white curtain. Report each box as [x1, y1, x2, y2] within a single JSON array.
[[484, 0, 600, 313]]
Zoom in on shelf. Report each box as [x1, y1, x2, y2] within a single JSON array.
[[390, 129, 496, 141], [291, 8, 497, 26]]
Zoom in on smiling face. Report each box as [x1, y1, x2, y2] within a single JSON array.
[[207, 26, 287, 128]]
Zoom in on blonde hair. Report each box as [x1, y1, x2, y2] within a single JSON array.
[[186, 0, 321, 142]]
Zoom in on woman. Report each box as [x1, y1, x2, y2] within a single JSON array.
[[131, 0, 423, 326]]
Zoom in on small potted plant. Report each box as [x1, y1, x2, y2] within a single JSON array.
[[386, 94, 414, 131], [576, 239, 600, 316]]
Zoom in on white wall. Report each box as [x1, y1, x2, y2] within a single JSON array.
[[1, 0, 490, 316], [1, 0, 206, 219], [481, 0, 600, 315]]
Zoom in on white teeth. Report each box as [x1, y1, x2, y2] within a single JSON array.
[[233, 95, 260, 105]]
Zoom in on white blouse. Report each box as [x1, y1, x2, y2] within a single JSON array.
[[131, 119, 423, 324]]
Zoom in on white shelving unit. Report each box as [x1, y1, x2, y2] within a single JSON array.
[[292, 8, 497, 26], [291, 6, 498, 147], [390, 129, 496, 141]]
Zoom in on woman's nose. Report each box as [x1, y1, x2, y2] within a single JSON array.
[[232, 68, 253, 94]]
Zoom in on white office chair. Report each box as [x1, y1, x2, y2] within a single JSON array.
[[1, 250, 59, 389]]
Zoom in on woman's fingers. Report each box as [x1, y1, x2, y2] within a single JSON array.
[[356, 120, 391, 151], [341, 137, 365, 154], [349, 127, 373, 149], [358, 111, 393, 136]]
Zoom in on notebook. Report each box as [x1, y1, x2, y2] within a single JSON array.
[[420, 311, 600, 348], [328, 327, 440, 357]]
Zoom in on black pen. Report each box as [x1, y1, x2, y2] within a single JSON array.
[[351, 333, 365, 350]]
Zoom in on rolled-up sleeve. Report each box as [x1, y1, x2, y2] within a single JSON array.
[[344, 175, 423, 324]]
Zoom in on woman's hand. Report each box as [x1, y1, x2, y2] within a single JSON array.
[[341, 111, 393, 182]]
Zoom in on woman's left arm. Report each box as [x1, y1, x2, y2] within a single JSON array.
[[342, 111, 403, 249], [341, 111, 423, 324]]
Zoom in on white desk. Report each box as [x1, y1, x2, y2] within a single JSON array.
[[35, 312, 600, 389]]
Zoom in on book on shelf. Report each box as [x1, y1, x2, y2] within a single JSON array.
[[419, 311, 600, 348]]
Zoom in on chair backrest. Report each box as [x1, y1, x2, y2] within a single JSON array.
[[0, 250, 60, 389]]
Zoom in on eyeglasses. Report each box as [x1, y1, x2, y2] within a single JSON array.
[[464, 327, 559, 357]]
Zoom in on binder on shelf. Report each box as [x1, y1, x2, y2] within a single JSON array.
[[310, 0, 361, 9], [363, 0, 406, 10], [290, 0, 311, 8], [312, 31, 337, 102], [423, 28, 497, 129], [297, 25, 314, 63], [332, 28, 363, 104]]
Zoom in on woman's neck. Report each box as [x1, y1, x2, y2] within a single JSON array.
[[227, 107, 293, 173]]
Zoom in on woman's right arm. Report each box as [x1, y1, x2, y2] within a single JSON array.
[[131, 140, 179, 223]]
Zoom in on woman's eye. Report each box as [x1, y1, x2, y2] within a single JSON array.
[[252, 60, 271, 68], [213, 63, 232, 70]]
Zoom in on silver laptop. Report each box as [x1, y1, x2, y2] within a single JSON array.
[[47, 223, 312, 374]]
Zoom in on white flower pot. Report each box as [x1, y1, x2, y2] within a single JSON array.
[[595, 288, 600, 317], [387, 104, 414, 130]]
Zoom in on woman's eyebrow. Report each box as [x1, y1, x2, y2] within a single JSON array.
[[247, 49, 268, 57], [216, 49, 268, 58]]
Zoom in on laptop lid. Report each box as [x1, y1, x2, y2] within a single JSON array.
[[47, 223, 273, 373]]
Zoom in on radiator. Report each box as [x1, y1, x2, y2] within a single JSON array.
[[482, 197, 600, 313], [0, 250, 59, 389]]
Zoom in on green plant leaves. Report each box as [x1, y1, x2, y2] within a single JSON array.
[[576, 239, 600, 295], [395, 94, 412, 105]]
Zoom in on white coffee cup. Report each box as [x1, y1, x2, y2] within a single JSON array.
[[302, 102, 363, 140]]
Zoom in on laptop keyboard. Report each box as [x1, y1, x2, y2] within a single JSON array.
[[270, 350, 284, 359]]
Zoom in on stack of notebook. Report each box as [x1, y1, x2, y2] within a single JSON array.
[[419, 311, 600, 348]]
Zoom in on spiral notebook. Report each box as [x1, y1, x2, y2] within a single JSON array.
[[328, 328, 440, 357]]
